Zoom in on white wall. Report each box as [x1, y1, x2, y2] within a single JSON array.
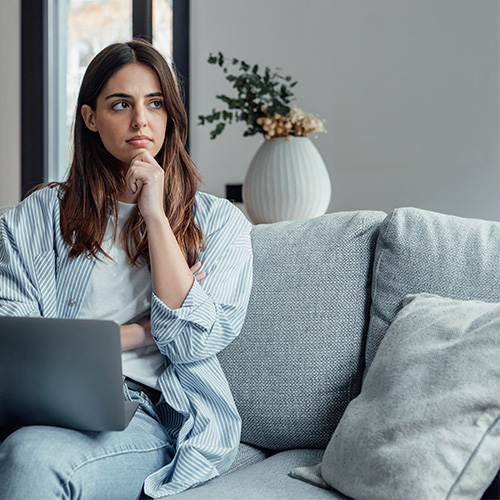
[[2, 1, 498, 218], [0, 0, 21, 206], [190, 0, 500, 220]]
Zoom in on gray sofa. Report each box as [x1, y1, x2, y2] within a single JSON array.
[[174, 207, 500, 500], [1, 204, 499, 499]]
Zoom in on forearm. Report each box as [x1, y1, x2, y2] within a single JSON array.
[[150, 245, 253, 364], [120, 321, 155, 351], [122, 151, 196, 309], [145, 214, 194, 310]]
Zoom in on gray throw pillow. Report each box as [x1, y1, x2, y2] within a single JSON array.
[[218, 210, 385, 449], [366, 207, 500, 376], [321, 293, 500, 500]]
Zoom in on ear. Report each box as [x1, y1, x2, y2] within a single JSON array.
[[81, 104, 98, 132]]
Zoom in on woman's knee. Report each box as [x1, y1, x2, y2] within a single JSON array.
[[0, 423, 173, 500], [1, 426, 58, 470], [0, 426, 74, 499]]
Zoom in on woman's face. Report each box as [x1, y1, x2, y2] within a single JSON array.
[[81, 63, 168, 169]]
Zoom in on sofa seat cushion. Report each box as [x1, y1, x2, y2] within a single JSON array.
[[171, 449, 345, 500], [320, 293, 500, 500], [218, 210, 385, 449], [223, 442, 274, 476], [366, 207, 500, 374]]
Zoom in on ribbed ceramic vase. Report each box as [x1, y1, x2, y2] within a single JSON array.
[[242, 137, 331, 224]]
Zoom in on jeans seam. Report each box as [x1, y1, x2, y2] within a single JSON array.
[[57, 441, 174, 500]]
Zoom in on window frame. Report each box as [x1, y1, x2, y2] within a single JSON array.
[[21, 0, 189, 198]]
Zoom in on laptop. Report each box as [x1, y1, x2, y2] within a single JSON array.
[[0, 316, 139, 431]]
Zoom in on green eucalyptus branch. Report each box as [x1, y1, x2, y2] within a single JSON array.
[[198, 52, 298, 140]]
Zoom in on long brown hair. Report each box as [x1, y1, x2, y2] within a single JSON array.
[[57, 39, 204, 267]]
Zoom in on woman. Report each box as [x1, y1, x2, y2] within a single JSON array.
[[0, 39, 252, 498]]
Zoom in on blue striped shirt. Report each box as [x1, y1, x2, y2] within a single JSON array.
[[0, 186, 253, 497]]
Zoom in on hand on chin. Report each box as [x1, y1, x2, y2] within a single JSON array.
[[121, 151, 165, 221]]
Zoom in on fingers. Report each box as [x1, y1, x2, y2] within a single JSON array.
[[190, 261, 202, 273], [129, 177, 142, 195], [126, 155, 163, 188], [190, 261, 206, 282], [123, 153, 165, 215], [194, 271, 206, 282], [131, 150, 155, 164], [127, 151, 162, 181]]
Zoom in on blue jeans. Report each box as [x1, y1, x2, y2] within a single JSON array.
[[0, 388, 175, 500]]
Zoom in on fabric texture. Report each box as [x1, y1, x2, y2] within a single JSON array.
[[366, 207, 500, 375], [0, 187, 253, 497], [223, 442, 273, 476], [289, 463, 331, 490], [218, 210, 386, 450], [172, 449, 346, 500], [321, 293, 500, 500]]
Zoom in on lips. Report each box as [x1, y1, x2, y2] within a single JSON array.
[[126, 135, 152, 147]]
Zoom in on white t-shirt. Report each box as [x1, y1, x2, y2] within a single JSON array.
[[77, 201, 164, 389]]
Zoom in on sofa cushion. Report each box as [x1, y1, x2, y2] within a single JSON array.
[[366, 207, 500, 374], [218, 210, 385, 450], [321, 293, 500, 500], [172, 449, 344, 500], [223, 442, 273, 476]]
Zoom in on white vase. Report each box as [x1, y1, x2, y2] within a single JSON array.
[[242, 136, 331, 224]]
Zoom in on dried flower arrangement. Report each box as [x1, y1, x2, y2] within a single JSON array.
[[198, 53, 325, 141]]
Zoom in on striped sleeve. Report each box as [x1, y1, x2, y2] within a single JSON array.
[[150, 193, 253, 364], [0, 188, 59, 317]]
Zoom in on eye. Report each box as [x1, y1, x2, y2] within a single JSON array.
[[111, 100, 129, 110], [149, 99, 164, 109]]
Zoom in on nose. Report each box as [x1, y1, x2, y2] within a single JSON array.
[[132, 105, 147, 130]]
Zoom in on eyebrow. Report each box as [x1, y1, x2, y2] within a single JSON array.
[[104, 92, 163, 100]]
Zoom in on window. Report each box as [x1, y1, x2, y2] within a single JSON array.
[[21, 0, 188, 197]]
